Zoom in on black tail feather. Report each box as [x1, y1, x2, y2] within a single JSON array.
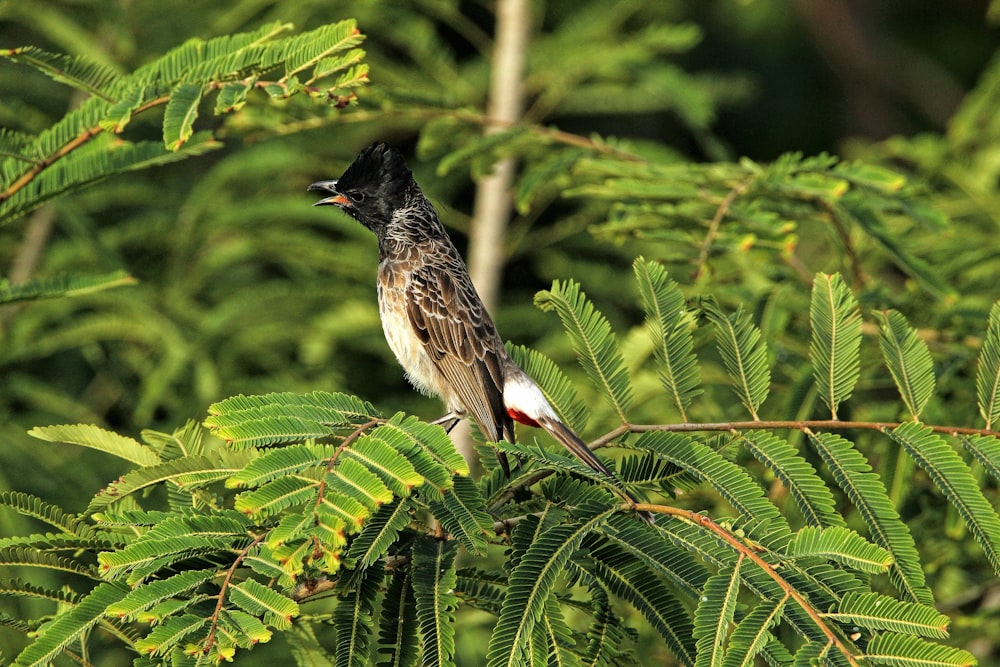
[[536, 416, 655, 525]]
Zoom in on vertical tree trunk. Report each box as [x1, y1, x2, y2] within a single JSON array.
[[456, 0, 531, 466]]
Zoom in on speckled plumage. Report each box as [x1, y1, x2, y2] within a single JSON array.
[[309, 143, 648, 519]]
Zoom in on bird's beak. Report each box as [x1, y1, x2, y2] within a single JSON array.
[[308, 180, 351, 207]]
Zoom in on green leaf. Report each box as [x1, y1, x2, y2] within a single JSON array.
[[86, 455, 237, 514], [228, 579, 299, 631], [637, 431, 788, 539], [785, 526, 892, 574], [14, 582, 128, 666], [333, 564, 382, 667], [234, 476, 318, 518], [327, 458, 395, 511], [739, 431, 844, 528], [227, 443, 331, 488], [344, 434, 425, 497], [412, 536, 459, 667], [863, 632, 975, 667], [0, 270, 136, 304], [826, 592, 949, 638], [633, 257, 701, 421], [134, 613, 207, 657], [809, 273, 862, 419], [976, 301, 1000, 429], [702, 298, 770, 420], [0, 46, 119, 99], [377, 570, 419, 667], [28, 423, 161, 467], [0, 492, 92, 537], [535, 279, 633, 421], [105, 568, 217, 621], [874, 310, 935, 420], [487, 504, 615, 667], [958, 434, 1000, 485], [164, 82, 201, 149], [587, 537, 697, 665], [693, 561, 743, 667], [808, 431, 932, 604], [345, 500, 413, 569], [721, 598, 786, 667], [888, 422, 1000, 576], [426, 475, 493, 557]]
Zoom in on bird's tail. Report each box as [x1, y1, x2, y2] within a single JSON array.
[[535, 415, 655, 525]]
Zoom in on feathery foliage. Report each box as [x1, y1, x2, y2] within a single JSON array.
[[2, 4, 999, 662], [4, 268, 994, 665]]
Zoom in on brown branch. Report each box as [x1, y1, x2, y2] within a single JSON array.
[[635, 502, 860, 666], [490, 417, 999, 513], [201, 532, 267, 656]]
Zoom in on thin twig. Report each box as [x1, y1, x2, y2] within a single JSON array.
[[201, 532, 267, 655], [694, 176, 752, 281], [314, 419, 384, 510]]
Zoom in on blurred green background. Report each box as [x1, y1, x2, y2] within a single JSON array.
[[2, 0, 999, 663]]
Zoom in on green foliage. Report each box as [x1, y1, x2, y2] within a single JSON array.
[[2, 265, 994, 665], [2, 2, 999, 665]]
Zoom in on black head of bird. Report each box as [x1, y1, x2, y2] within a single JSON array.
[[308, 142, 413, 235]]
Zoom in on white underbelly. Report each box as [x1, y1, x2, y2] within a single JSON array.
[[378, 281, 446, 401]]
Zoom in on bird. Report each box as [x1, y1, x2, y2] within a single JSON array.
[[309, 142, 648, 520]]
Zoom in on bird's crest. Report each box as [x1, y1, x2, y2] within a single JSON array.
[[337, 142, 412, 196]]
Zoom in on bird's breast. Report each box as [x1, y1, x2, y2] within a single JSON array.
[[377, 261, 447, 400]]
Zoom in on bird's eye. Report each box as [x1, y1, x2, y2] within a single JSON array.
[[349, 191, 366, 203]]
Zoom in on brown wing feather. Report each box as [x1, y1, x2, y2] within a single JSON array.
[[405, 263, 513, 445]]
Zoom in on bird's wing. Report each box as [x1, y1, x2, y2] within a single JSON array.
[[405, 263, 512, 444]]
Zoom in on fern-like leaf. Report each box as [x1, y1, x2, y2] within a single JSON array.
[[377, 570, 419, 667], [86, 455, 238, 514], [486, 504, 615, 667], [412, 536, 459, 667], [344, 500, 413, 569], [162, 82, 203, 150], [809, 273, 862, 419], [785, 526, 892, 574], [426, 475, 493, 556], [29, 423, 161, 467], [633, 257, 701, 420], [333, 564, 382, 667], [13, 582, 128, 667], [535, 279, 633, 421], [863, 632, 975, 666], [739, 431, 844, 528], [0, 270, 135, 304], [228, 578, 299, 631], [226, 443, 331, 488], [637, 431, 789, 540], [826, 592, 949, 638], [721, 598, 786, 667], [888, 422, 1000, 576], [134, 613, 207, 657], [874, 310, 935, 420], [587, 538, 697, 665], [106, 569, 218, 621], [702, 298, 770, 420], [0, 46, 119, 100], [693, 560, 743, 667], [958, 434, 1000, 484], [807, 431, 932, 604], [976, 301, 1000, 429]]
